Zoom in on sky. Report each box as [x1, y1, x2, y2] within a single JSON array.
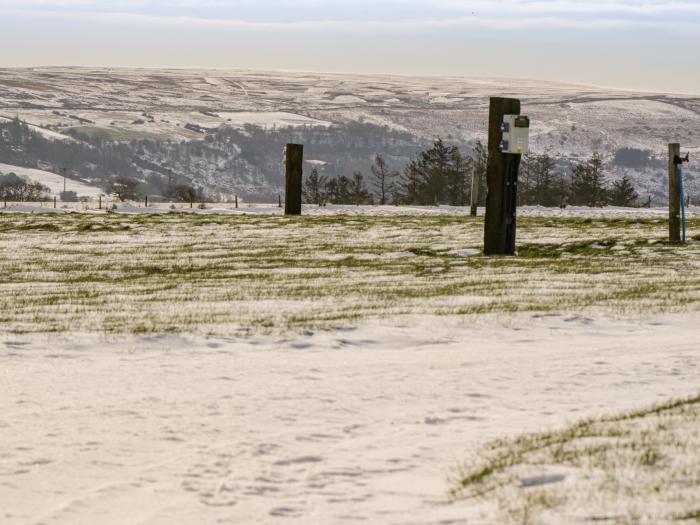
[[1, 0, 699, 93]]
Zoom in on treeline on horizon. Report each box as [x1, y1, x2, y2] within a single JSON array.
[[305, 139, 641, 208]]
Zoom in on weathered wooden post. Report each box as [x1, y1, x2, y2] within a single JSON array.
[[53, 196, 57, 209], [470, 168, 480, 217], [98, 195, 102, 210], [235, 195, 239, 209], [484, 97, 529, 255], [145, 195, 149, 208], [278, 194, 282, 208], [284, 144, 303, 216], [669, 143, 681, 243]]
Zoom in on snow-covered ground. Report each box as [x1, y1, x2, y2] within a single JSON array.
[[0, 208, 698, 524], [1, 313, 699, 524], [0, 163, 103, 197]]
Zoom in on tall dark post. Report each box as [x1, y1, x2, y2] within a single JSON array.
[[235, 195, 239, 209], [484, 97, 522, 256], [669, 143, 681, 243], [285, 144, 303, 216]]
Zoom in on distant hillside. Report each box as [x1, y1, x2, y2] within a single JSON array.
[[0, 67, 698, 203]]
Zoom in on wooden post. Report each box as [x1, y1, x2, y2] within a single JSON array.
[[235, 195, 239, 209], [470, 168, 480, 217], [53, 196, 57, 209], [190, 196, 193, 209], [99, 195, 102, 210], [285, 144, 303, 215], [669, 143, 681, 243], [484, 97, 522, 255], [145, 195, 148, 208], [278, 194, 282, 208]]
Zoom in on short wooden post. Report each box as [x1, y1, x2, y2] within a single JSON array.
[[235, 195, 239, 209], [99, 195, 102, 210], [484, 97, 522, 255], [470, 168, 480, 217], [190, 196, 193, 209], [145, 195, 148, 208], [278, 194, 282, 208], [669, 143, 681, 243], [53, 196, 57, 209]]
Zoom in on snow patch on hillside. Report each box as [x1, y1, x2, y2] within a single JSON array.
[[0, 163, 103, 197]]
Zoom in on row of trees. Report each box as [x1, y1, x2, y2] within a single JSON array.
[[0, 173, 50, 201], [104, 176, 203, 203], [520, 153, 639, 207], [303, 139, 641, 208]]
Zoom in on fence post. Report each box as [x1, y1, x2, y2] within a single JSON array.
[[284, 144, 303, 215], [145, 195, 148, 208], [470, 168, 480, 217], [99, 195, 102, 210], [484, 97, 522, 255], [235, 195, 239, 209], [669, 143, 681, 243], [54, 196, 57, 209]]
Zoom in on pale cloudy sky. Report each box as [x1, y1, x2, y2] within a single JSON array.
[[1, 0, 699, 93]]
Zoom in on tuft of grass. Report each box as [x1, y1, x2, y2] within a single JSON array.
[[450, 394, 700, 524]]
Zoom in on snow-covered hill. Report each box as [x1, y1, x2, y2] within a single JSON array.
[[0, 163, 102, 197], [0, 68, 698, 201]]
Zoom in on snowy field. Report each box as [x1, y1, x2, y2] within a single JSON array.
[[1, 207, 699, 524]]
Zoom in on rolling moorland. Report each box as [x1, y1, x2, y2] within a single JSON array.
[[1, 67, 699, 201]]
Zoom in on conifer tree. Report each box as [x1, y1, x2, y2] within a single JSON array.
[[348, 172, 373, 205], [609, 175, 639, 207], [570, 154, 608, 207], [303, 168, 327, 205]]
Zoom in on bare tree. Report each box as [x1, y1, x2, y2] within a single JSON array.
[[370, 155, 398, 205]]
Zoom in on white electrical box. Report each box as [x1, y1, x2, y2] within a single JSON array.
[[500, 115, 530, 154]]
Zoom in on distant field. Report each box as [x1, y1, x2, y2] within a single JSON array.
[[0, 211, 698, 335]]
